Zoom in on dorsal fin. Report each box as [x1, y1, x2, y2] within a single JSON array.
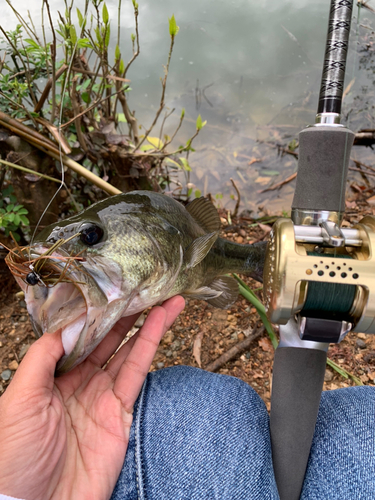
[[186, 197, 221, 233]]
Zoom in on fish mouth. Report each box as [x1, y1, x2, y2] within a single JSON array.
[[13, 246, 127, 375]]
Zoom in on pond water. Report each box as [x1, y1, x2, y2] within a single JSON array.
[[3, 0, 375, 214]]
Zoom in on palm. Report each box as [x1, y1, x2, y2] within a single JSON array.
[[0, 296, 185, 500]]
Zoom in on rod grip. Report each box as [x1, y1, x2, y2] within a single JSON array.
[[270, 347, 327, 500], [292, 126, 354, 214]]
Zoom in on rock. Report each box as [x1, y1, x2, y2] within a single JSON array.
[[0, 383, 3, 393], [8, 360, 19, 371], [324, 369, 333, 382], [237, 333, 245, 341], [171, 340, 181, 351], [236, 236, 244, 244], [357, 333, 366, 340], [19, 315, 27, 322], [19, 300, 26, 309], [163, 331, 174, 344], [156, 362, 165, 369], [356, 339, 366, 349], [239, 229, 246, 238], [1, 369, 12, 381], [166, 350, 173, 357]]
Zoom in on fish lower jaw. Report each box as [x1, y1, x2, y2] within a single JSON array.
[[60, 313, 86, 356]]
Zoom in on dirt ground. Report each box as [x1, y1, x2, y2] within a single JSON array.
[[1, 191, 375, 406]]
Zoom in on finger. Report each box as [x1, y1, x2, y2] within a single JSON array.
[[113, 296, 185, 410], [10, 330, 64, 394], [86, 313, 140, 368], [106, 296, 184, 379]]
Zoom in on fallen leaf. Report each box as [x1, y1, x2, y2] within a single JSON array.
[[258, 337, 273, 352], [366, 195, 375, 206], [193, 330, 205, 367], [258, 223, 272, 233], [254, 176, 271, 185]]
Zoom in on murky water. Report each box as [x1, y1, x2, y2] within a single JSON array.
[[3, 0, 375, 214]]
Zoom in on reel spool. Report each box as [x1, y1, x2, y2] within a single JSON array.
[[264, 215, 375, 342]]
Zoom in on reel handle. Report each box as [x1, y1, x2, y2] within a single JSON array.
[[270, 346, 327, 500]]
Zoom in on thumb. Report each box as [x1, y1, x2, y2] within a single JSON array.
[[11, 330, 64, 393]]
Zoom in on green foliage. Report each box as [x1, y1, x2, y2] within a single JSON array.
[[169, 15, 179, 37], [0, 186, 29, 241], [196, 114, 207, 130]]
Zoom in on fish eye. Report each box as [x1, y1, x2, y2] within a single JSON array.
[[80, 224, 104, 246], [26, 272, 39, 286]]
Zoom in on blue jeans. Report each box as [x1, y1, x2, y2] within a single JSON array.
[[111, 366, 375, 499]]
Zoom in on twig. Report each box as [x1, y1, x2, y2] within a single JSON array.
[[230, 177, 241, 218], [259, 172, 297, 193], [349, 167, 375, 177], [351, 158, 375, 174], [71, 77, 88, 152], [0, 111, 121, 195], [34, 64, 68, 113], [59, 86, 127, 129], [136, 27, 176, 151], [43, 0, 57, 122], [71, 67, 130, 82], [205, 326, 264, 372]]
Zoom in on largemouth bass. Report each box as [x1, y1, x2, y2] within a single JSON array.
[[6, 191, 266, 374]]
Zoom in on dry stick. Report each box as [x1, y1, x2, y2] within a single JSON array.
[[136, 31, 176, 152], [259, 172, 297, 194], [34, 117, 71, 155], [349, 166, 375, 177], [43, 0, 57, 122], [0, 112, 121, 195], [351, 158, 375, 174], [205, 326, 264, 372], [71, 78, 88, 152], [230, 178, 241, 218], [71, 67, 130, 82], [59, 87, 126, 129]]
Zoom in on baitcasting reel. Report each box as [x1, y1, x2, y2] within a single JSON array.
[[264, 214, 375, 342]]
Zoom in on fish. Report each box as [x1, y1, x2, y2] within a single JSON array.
[[6, 191, 266, 375]]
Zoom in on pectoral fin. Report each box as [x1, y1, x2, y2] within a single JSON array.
[[184, 275, 239, 309], [184, 231, 219, 269]]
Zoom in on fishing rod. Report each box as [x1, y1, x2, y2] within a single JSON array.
[[263, 1, 375, 498]]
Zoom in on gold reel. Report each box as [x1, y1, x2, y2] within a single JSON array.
[[263, 215, 375, 334]]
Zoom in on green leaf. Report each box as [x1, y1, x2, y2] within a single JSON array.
[[115, 44, 121, 61], [77, 8, 84, 27], [169, 15, 179, 37], [119, 59, 125, 74], [70, 25, 77, 45], [195, 189, 201, 198], [102, 3, 109, 24], [13, 214, 20, 226], [17, 208, 28, 215], [6, 204, 14, 213], [81, 92, 91, 103], [179, 158, 191, 171], [262, 170, 280, 176], [132, 0, 138, 9], [19, 215, 30, 225], [146, 136, 164, 149], [116, 113, 127, 123], [77, 38, 92, 49], [131, 33, 135, 42], [95, 27, 102, 45], [6, 213, 15, 222], [165, 158, 181, 169], [24, 38, 40, 49], [140, 144, 155, 152], [104, 24, 110, 47], [180, 108, 185, 119], [196, 114, 207, 130]]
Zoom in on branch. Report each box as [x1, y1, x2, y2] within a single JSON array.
[[205, 326, 264, 372]]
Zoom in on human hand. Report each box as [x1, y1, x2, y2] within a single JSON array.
[[0, 295, 185, 500]]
